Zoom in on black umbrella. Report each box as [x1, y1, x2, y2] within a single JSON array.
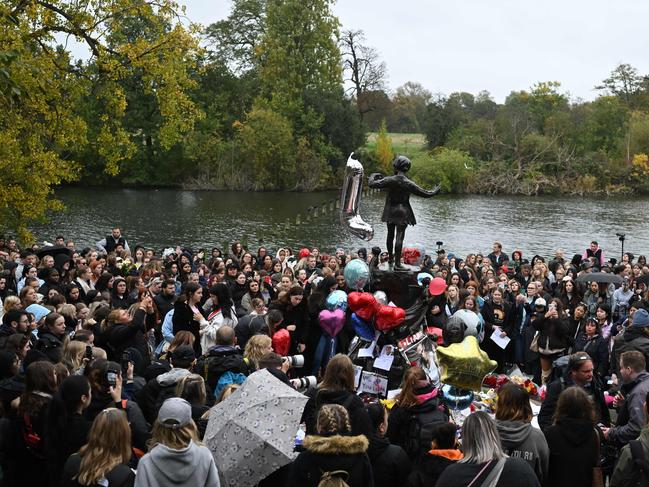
[[575, 272, 623, 285], [36, 245, 72, 259]]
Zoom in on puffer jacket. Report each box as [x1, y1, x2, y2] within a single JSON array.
[[288, 434, 373, 487], [532, 314, 570, 354]]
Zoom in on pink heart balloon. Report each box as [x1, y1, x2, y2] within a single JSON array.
[[318, 309, 346, 337]]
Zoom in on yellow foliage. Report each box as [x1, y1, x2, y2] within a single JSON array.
[[375, 119, 393, 173]]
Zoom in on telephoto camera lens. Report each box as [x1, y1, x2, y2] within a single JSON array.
[[290, 376, 317, 390], [282, 355, 305, 368]]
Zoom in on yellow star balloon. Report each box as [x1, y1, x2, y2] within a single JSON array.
[[436, 336, 497, 391]]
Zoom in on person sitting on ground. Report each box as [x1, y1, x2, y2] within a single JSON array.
[[406, 421, 462, 487], [135, 397, 220, 487], [435, 411, 540, 487], [289, 403, 373, 487], [602, 351, 649, 447], [494, 383, 549, 483], [61, 408, 135, 487], [538, 351, 609, 432], [365, 402, 411, 487], [609, 390, 649, 487]]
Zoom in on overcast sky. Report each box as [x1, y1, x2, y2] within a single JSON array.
[[181, 0, 649, 102]]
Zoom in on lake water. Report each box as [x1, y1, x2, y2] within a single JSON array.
[[29, 187, 649, 260]]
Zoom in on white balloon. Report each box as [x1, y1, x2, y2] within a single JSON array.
[[373, 290, 388, 305]]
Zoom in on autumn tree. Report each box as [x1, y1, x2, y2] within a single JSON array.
[[1, 0, 202, 241]]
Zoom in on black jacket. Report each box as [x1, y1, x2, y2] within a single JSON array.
[[538, 375, 610, 432], [172, 301, 203, 356], [45, 412, 91, 487], [611, 327, 649, 375], [574, 333, 609, 378], [366, 434, 410, 487], [35, 331, 65, 363], [234, 314, 268, 350], [533, 314, 570, 353], [196, 345, 249, 398], [288, 434, 373, 487], [302, 389, 373, 438], [154, 293, 175, 321], [544, 418, 598, 487], [62, 453, 134, 487], [406, 449, 462, 487], [85, 390, 150, 451], [436, 457, 540, 487], [105, 309, 155, 365], [135, 367, 193, 424], [386, 388, 449, 460]]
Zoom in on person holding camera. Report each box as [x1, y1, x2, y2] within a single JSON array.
[[84, 359, 151, 452], [532, 298, 570, 385]]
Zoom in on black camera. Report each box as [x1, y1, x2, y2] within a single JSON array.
[[85, 345, 93, 361]]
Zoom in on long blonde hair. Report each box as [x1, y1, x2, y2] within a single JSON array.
[[148, 419, 201, 451], [62, 340, 86, 374], [76, 408, 131, 485]]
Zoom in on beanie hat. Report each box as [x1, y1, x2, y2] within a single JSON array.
[[632, 308, 649, 328]]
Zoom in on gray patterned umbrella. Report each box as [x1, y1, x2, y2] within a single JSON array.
[[204, 369, 308, 487]]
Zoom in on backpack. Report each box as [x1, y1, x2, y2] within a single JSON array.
[[629, 440, 649, 486], [317, 469, 349, 487], [214, 371, 246, 399], [404, 406, 447, 460]]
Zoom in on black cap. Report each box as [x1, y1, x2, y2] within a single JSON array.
[[170, 345, 195, 366]]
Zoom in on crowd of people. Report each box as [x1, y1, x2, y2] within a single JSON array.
[[0, 229, 649, 486]]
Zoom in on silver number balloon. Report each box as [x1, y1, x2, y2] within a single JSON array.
[[340, 152, 374, 241]]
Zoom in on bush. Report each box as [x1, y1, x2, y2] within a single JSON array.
[[410, 147, 474, 193]]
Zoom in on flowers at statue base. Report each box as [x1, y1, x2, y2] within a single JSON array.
[[482, 374, 538, 397]]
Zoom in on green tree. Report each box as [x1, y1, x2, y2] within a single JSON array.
[[235, 104, 296, 190]]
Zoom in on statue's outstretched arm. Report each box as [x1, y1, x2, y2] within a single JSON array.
[[406, 178, 441, 198]]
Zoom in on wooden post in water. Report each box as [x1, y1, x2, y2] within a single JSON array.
[[295, 214, 301, 225], [306, 207, 312, 222], [285, 219, 290, 231], [313, 206, 319, 218]]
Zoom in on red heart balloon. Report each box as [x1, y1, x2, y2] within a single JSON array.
[[374, 304, 406, 331], [347, 292, 378, 321]]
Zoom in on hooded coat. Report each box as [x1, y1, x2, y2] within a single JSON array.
[[406, 448, 462, 487], [495, 419, 549, 483], [288, 434, 373, 487], [611, 326, 649, 375], [544, 418, 598, 487], [135, 440, 219, 487], [366, 434, 411, 487], [135, 367, 193, 424]]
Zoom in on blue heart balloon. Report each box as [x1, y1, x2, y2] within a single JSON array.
[[326, 290, 348, 312], [351, 313, 375, 341], [344, 259, 370, 291], [441, 384, 474, 410]]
